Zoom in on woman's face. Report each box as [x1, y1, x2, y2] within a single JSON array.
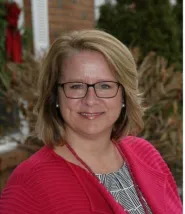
[[58, 50, 123, 139]]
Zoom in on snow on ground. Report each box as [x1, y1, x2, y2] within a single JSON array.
[[0, 109, 29, 153]]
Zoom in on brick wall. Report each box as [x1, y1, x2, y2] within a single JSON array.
[[23, 0, 32, 29], [49, 0, 95, 42], [23, 0, 95, 44], [23, 0, 33, 51]]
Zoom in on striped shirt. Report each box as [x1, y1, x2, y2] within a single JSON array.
[[96, 162, 152, 214]]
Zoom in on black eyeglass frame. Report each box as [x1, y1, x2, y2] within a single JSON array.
[[57, 81, 122, 99]]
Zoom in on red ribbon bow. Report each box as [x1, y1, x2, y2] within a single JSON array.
[[6, 2, 22, 63]]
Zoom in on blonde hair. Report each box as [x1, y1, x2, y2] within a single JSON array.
[[35, 29, 144, 146]]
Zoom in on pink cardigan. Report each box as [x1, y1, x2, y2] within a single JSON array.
[[0, 136, 182, 214]]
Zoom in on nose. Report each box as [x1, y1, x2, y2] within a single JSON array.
[[83, 86, 99, 106]]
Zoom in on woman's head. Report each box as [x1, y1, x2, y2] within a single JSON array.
[[35, 29, 144, 146]]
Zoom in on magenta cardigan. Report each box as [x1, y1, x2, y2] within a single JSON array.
[[0, 136, 182, 214]]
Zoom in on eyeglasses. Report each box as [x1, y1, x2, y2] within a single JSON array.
[[57, 81, 121, 99]]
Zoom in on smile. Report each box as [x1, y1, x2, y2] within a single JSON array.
[[79, 112, 104, 120]]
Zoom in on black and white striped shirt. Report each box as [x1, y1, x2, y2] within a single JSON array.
[[96, 162, 152, 214]]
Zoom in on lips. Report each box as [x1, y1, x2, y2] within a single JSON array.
[[79, 112, 104, 120]]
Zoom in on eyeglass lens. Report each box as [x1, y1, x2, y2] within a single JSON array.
[[63, 82, 119, 98]]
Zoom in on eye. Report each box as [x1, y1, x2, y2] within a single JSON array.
[[70, 83, 85, 89], [100, 83, 111, 89]]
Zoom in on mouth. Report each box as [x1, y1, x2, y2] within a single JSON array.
[[79, 112, 104, 120]]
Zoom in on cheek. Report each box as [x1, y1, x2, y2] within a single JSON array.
[[105, 100, 122, 119], [106, 93, 122, 118], [108, 90, 122, 108], [59, 95, 79, 116], [109, 100, 122, 115]]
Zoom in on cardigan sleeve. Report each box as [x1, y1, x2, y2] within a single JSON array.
[[152, 144, 183, 214], [146, 141, 183, 213], [0, 185, 40, 214], [123, 136, 182, 213]]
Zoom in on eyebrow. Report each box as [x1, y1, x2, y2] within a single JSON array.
[[62, 78, 116, 82]]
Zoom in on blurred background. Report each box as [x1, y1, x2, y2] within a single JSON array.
[[0, 0, 182, 198]]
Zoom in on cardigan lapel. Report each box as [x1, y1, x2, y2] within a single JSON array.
[[63, 139, 167, 214], [120, 142, 167, 214], [67, 162, 127, 214]]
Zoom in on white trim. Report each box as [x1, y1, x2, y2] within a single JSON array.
[[94, 0, 116, 21], [31, 0, 50, 58]]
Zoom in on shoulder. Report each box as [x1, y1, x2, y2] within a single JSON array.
[[119, 136, 159, 155], [118, 136, 169, 174], [0, 146, 55, 213], [119, 136, 157, 155], [5, 146, 69, 187], [4, 147, 43, 187]]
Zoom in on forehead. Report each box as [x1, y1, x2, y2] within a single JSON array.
[[60, 50, 116, 82]]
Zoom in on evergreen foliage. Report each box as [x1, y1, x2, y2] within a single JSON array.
[[0, 0, 9, 94], [173, 0, 182, 60], [97, 0, 182, 67]]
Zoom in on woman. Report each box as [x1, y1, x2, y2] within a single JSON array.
[[0, 30, 182, 214]]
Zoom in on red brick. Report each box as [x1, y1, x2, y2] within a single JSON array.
[[22, 0, 94, 45]]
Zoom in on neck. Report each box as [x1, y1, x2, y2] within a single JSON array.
[[64, 127, 113, 160], [54, 127, 124, 174]]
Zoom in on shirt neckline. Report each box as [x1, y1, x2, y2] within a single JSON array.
[[95, 162, 126, 176]]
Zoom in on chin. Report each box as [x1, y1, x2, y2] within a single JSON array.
[[76, 124, 112, 138]]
